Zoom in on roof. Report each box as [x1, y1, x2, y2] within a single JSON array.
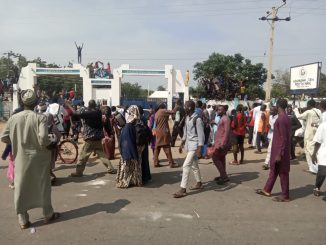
[[148, 90, 179, 99]]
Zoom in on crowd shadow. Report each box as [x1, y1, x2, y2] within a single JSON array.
[[33, 199, 130, 227], [273, 184, 314, 200], [145, 170, 182, 188], [52, 171, 108, 186], [187, 171, 260, 196], [54, 161, 98, 172]]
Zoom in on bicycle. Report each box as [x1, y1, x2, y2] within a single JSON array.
[[57, 138, 78, 164]]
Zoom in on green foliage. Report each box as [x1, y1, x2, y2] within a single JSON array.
[[156, 85, 166, 91], [193, 52, 267, 100], [189, 84, 206, 98], [271, 70, 290, 98], [121, 82, 151, 98], [271, 70, 326, 98]]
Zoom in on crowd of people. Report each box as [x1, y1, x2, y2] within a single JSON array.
[[1, 88, 326, 229]]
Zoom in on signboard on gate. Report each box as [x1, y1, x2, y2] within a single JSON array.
[[290, 62, 321, 93]]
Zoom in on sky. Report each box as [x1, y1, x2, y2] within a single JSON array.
[[0, 0, 325, 90]]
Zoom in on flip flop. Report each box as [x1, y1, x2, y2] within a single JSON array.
[[107, 169, 117, 174], [313, 188, 320, 197], [169, 163, 179, 168], [229, 160, 239, 165], [44, 212, 60, 224], [20, 221, 31, 230], [173, 191, 187, 198], [272, 196, 290, 202], [255, 189, 271, 197], [216, 178, 230, 185], [190, 185, 204, 190]]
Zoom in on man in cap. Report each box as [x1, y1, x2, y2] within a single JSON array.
[[1, 89, 60, 229]]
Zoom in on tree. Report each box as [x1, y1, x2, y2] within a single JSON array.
[[121, 82, 149, 98], [271, 70, 290, 98], [271, 70, 326, 98], [156, 85, 166, 91], [193, 53, 267, 100]]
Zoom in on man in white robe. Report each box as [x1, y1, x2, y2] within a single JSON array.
[[294, 99, 321, 174], [1, 89, 60, 229], [252, 103, 262, 148]]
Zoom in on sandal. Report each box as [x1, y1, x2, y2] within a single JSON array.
[[173, 190, 187, 198], [169, 163, 179, 168], [214, 176, 222, 181], [272, 196, 290, 202], [190, 184, 203, 190], [44, 212, 60, 224], [229, 160, 239, 165], [255, 189, 271, 197], [107, 169, 117, 174], [313, 188, 320, 197], [154, 163, 163, 168], [20, 221, 31, 230], [262, 165, 269, 170], [216, 178, 230, 185]]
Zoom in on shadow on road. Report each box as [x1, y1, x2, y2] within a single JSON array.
[[54, 161, 98, 172], [144, 170, 182, 188], [52, 171, 108, 186], [188, 171, 260, 196], [274, 184, 315, 200], [33, 199, 130, 227]]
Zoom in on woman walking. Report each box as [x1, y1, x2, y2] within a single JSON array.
[[116, 105, 143, 188]]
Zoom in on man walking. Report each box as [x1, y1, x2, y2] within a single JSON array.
[[212, 105, 231, 185], [171, 99, 185, 147], [256, 99, 291, 202], [1, 89, 60, 229], [174, 100, 204, 198], [69, 100, 117, 177], [294, 99, 321, 174]]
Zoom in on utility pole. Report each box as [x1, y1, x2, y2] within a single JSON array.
[[259, 0, 291, 101]]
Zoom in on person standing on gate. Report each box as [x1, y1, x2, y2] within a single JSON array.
[[69, 100, 117, 177], [1, 89, 60, 229], [171, 99, 185, 147], [174, 100, 205, 198], [256, 99, 291, 202]]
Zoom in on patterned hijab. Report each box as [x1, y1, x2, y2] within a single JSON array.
[[126, 105, 140, 123]]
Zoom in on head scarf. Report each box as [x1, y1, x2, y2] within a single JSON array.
[[21, 89, 37, 106], [126, 105, 140, 123]]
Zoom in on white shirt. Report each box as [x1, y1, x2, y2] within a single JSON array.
[[267, 114, 278, 139], [320, 111, 326, 124], [313, 122, 326, 166]]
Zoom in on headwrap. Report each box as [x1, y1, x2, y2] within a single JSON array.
[[126, 105, 140, 123], [21, 89, 37, 106]]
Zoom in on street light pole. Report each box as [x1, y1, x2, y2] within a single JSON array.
[[259, 0, 291, 101], [265, 7, 276, 102]]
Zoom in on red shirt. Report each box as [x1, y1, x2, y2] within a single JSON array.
[[69, 90, 75, 99], [63, 107, 73, 121], [233, 112, 247, 136], [214, 115, 230, 149]]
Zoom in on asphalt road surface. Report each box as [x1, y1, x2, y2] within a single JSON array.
[[0, 125, 325, 245]]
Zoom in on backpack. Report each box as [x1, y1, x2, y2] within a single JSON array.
[[114, 112, 126, 128], [135, 119, 151, 146]]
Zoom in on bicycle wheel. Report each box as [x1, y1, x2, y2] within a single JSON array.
[[58, 140, 78, 164]]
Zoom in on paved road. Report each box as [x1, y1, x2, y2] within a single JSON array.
[[0, 132, 325, 244]]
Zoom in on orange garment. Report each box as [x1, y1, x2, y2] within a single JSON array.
[[258, 111, 269, 133]]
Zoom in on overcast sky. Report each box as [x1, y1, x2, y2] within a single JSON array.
[[0, 0, 325, 89]]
